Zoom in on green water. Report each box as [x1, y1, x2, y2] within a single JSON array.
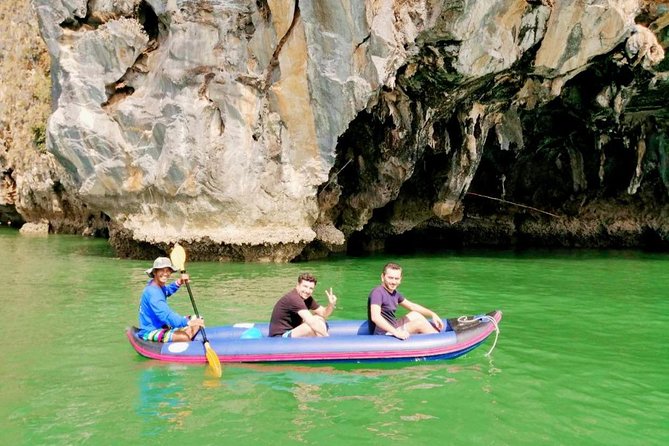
[[1, 227, 667, 445]]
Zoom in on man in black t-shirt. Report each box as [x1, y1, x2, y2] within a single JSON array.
[[269, 273, 338, 337]]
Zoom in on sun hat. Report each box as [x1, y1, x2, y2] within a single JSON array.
[[145, 257, 178, 277]]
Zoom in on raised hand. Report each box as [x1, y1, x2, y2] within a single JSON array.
[[325, 287, 338, 308]]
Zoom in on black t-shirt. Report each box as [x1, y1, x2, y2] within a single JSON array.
[[269, 289, 320, 337]]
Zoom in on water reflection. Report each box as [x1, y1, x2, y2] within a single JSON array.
[[135, 361, 225, 436], [136, 366, 192, 429], [217, 359, 499, 442]]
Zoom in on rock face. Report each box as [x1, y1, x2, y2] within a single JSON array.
[[3, 0, 668, 259]]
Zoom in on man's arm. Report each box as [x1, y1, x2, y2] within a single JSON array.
[[312, 288, 337, 319], [148, 289, 188, 328], [297, 309, 329, 336], [164, 273, 189, 297], [399, 299, 444, 330], [370, 304, 409, 340]]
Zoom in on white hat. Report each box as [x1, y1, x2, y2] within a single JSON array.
[[145, 257, 177, 277]]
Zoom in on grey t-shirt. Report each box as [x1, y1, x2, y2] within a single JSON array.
[[367, 285, 405, 334]]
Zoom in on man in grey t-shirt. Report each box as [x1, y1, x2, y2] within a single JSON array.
[[367, 263, 444, 339]]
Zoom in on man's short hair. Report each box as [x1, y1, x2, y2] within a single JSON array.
[[298, 272, 317, 285], [382, 262, 402, 275]]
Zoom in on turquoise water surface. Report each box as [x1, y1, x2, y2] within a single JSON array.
[[0, 227, 667, 445]]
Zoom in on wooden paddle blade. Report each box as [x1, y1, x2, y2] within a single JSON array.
[[170, 243, 186, 271], [204, 342, 223, 377]]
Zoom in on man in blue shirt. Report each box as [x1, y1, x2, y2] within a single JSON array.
[[138, 257, 204, 342]]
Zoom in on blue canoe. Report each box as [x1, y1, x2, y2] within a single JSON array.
[[127, 310, 502, 364]]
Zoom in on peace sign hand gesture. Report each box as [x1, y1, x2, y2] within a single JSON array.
[[325, 287, 338, 309]]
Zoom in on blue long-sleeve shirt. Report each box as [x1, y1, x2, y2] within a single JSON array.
[[138, 280, 188, 337]]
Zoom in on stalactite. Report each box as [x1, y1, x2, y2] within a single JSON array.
[[628, 131, 647, 195]]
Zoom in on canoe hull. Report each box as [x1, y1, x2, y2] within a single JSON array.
[[126, 310, 502, 364]]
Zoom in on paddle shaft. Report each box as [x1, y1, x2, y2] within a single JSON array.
[[181, 271, 210, 343]]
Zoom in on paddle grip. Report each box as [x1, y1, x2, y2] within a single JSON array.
[[181, 271, 209, 343]]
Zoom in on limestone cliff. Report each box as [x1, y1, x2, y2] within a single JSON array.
[[2, 0, 668, 260]]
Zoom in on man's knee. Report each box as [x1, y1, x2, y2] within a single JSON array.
[[404, 315, 438, 334], [314, 316, 329, 332], [176, 326, 200, 341], [405, 311, 426, 322]]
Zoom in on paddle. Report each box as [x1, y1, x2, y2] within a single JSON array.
[[170, 243, 222, 378]]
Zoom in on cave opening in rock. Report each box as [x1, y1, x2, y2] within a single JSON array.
[[138, 1, 159, 41]]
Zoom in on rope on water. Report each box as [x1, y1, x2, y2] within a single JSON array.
[[457, 314, 500, 356]]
